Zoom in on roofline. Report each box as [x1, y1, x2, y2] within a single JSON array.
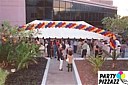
[[62, 0, 117, 10]]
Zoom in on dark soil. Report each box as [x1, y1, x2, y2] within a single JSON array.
[[75, 60, 128, 85], [5, 57, 47, 85]]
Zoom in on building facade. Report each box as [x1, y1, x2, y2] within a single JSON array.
[[0, 0, 26, 26], [0, 0, 117, 28]]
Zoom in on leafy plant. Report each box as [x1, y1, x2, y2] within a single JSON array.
[[8, 41, 39, 70], [0, 42, 12, 68], [88, 56, 105, 74], [0, 68, 9, 85], [0, 21, 40, 71]]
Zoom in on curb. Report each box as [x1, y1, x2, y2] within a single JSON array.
[[74, 58, 84, 60], [74, 57, 128, 60], [73, 59, 82, 85], [41, 58, 50, 85]]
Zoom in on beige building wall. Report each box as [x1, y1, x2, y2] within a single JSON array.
[[0, 0, 26, 26]]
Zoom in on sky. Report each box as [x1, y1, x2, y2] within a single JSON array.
[[113, 0, 128, 16]]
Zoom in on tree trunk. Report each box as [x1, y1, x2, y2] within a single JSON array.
[[112, 60, 116, 68]]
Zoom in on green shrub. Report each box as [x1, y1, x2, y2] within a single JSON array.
[[0, 21, 40, 71], [0, 68, 9, 85], [8, 41, 39, 70], [0, 42, 12, 68], [88, 56, 105, 74]]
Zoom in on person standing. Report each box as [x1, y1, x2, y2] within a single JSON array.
[[73, 39, 78, 53], [65, 40, 70, 56], [116, 45, 121, 56], [36, 37, 40, 45], [57, 43, 62, 61], [86, 43, 90, 57], [59, 48, 64, 71], [94, 45, 99, 57], [39, 43, 45, 57], [62, 41, 67, 59], [81, 40, 88, 58], [53, 40, 57, 58], [67, 49, 73, 72], [121, 44, 127, 58], [47, 42, 52, 59], [77, 40, 82, 54], [115, 39, 121, 56], [45, 41, 48, 57]]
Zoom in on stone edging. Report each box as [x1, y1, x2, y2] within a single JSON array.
[[41, 58, 50, 85], [73, 59, 82, 85], [74, 57, 128, 60], [106, 58, 128, 60]]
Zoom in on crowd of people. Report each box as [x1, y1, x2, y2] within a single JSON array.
[[34, 37, 123, 71], [37, 38, 74, 72]]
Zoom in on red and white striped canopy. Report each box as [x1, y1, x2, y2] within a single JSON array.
[[19, 20, 116, 39]]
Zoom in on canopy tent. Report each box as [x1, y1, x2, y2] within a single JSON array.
[[32, 28, 109, 39], [19, 20, 115, 39]]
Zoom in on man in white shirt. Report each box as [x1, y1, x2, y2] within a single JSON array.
[[81, 40, 88, 58], [115, 39, 121, 56]]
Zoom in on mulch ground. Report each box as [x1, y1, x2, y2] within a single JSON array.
[[75, 60, 128, 85], [5, 57, 47, 85]]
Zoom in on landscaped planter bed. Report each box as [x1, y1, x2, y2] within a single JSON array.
[[5, 57, 47, 85], [75, 60, 128, 85]]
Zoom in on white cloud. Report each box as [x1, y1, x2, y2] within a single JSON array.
[[113, 0, 128, 16]]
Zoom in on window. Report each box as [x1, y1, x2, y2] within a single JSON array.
[[45, 0, 53, 7], [26, 0, 117, 27], [36, 7, 45, 20], [45, 7, 53, 19], [53, 0, 60, 7], [60, 1, 65, 8], [36, 0, 45, 7]]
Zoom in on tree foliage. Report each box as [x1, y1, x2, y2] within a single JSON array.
[[102, 15, 128, 33]]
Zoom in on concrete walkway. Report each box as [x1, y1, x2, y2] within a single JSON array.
[[45, 53, 81, 85], [46, 58, 77, 85]]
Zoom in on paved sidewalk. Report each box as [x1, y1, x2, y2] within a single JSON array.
[[45, 53, 82, 85], [46, 57, 77, 85]]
